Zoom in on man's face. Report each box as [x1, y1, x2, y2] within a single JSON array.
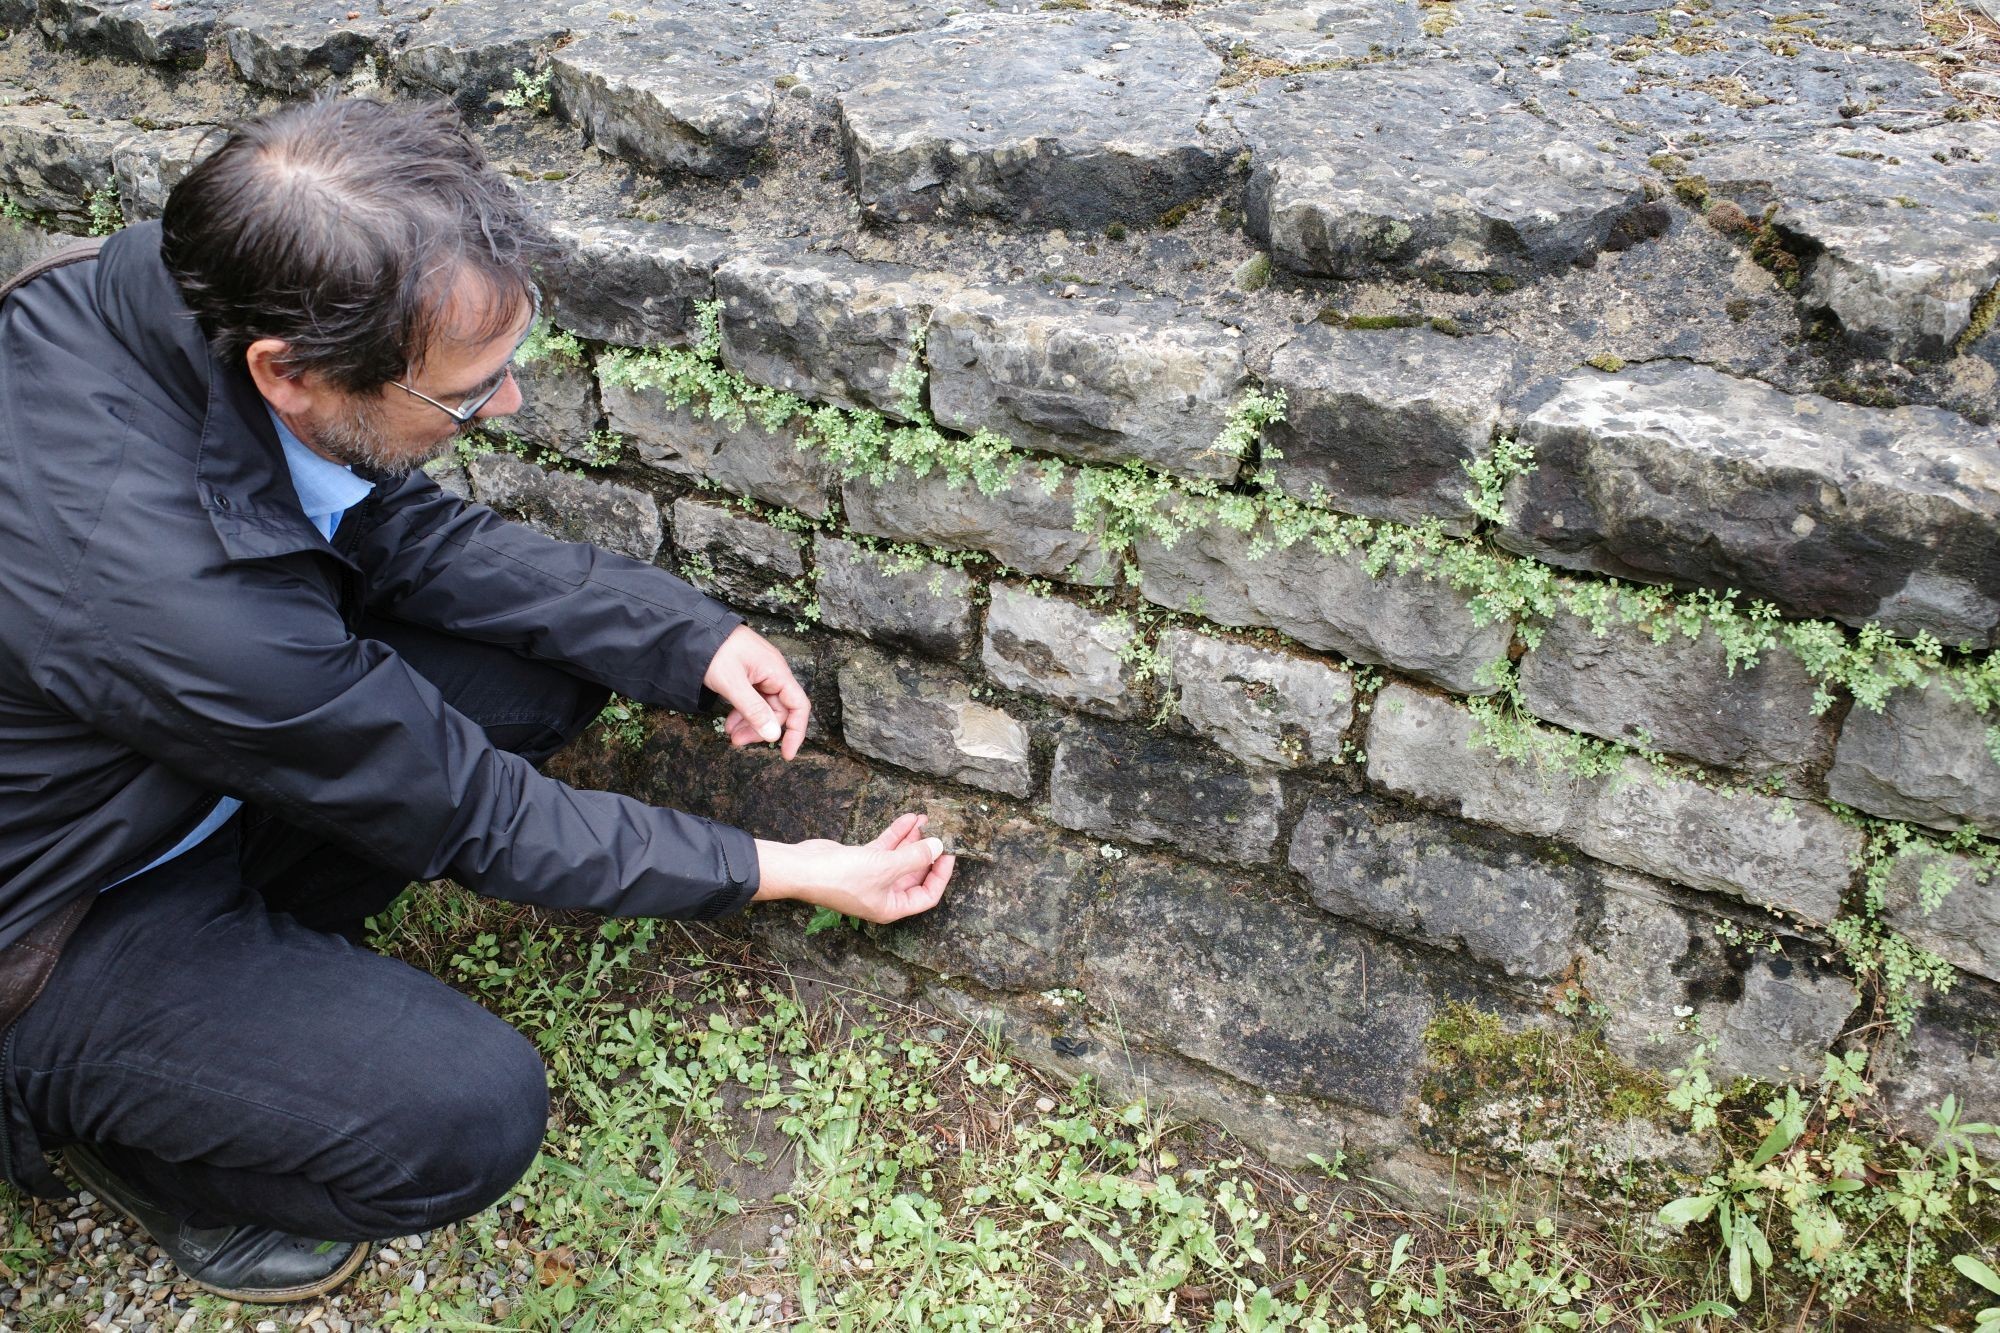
[[279, 272, 535, 478]]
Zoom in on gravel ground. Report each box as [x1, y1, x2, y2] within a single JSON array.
[[0, 1187, 541, 1332]]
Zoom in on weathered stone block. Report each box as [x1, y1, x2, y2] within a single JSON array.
[[927, 286, 1252, 483], [1290, 792, 1583, 980], [669, 498, 807, 617], [1367, 684, 1858, 925], [550, 29, 775, 179], [1881, 980, 2000, 1133], [836, 11, 1229, 229], [110, 125, 212, 221], [1691, 123, 2000, 361], [1499, 362, 2000, 647], [1048, 721, 1281, 866], [813, 536, 976, 661], [1570, 757, 1856, 926], [1164, 630, 1352, 770], [38, 0, 223, 64], [1235, 66, 1650, 281], [393, 0, 569, 105], [468, 452, 661, 562], [539, 217, 729, 348], [1366, 684, 1575, 837], [220, 0, 423, 93], [716, 253, 954, 421], [1263, 325, 1521, 533], [605, 381, 836, 519], [1136, 520, 1515, 696], [875, 817, 1099, 992], [0, 104, 124, 228], [1517, 610, 1828, 776], [1828, 688, 2000, 836], [508, 352, 601, 458], [1881, 845, 2000, 985], [0, 216, 68, 279], [841, 465, 1114, 586], [1080, 857, 1525, 1115], [981, 584, 1138, 720], [837, 646, 1033, 798], [1580, 875, 1858, 1084]]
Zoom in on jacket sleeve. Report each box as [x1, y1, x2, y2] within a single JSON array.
[[39, 550, 760, 920], [351, 467, 743, 715]]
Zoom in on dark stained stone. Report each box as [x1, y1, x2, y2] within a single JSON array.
[[1081, 856, 1528, 1115], [1048, 720, 1281, 866]]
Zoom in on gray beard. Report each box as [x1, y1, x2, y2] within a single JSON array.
[[306, 399, 454, 479]]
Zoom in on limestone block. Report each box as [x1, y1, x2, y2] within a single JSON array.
[[813, 536, 976, 661], [841, 465, 1115, 586], [1262, 325, 1522, 533], [1881, 845, 2000, 985], [508, 353, 601, 459], [837, 646, 1033, 798], [1367, 684, 1858, 926], [1517, 610, 1828, 776], [1191, 0, 1422, 65], [927, 286, 1251, 483], [1571, 757, 1855, 926], [1163, 630, 1352, 770], [0, 216, 68, 279], [981, 584, 1138, 720], [874, 817, 1098, 991], [0, 104, 125, 228], [604, 381, 836, 517], [1233, 66, 1650, 281], [1881, 981, 2000, 1134], [1691, 123, 2000, 360], [1580, 875, 1858, 1084], [624, 713, 872, 845], [468, 452, 661, 562], [539, 216, 729, 348], [835, 11, 1230, 229], [1289, 792, 1584, 981], [715, 252, 955, 421], [219, 0, 426, 93], [1499, 362, 2000, 647], [549, 24, 777, 179], [109, 125, 212, 221], [1080, 855, 1530, 1115], [1365, 684, 1576, 837], [669, 498, 806, 616], [1136, 521, 1514, 697], [1828, 688, 2000, 836], [393, 0, 569, 104], [1048, 721, 1281, 866], [36, 0, 226, 64]]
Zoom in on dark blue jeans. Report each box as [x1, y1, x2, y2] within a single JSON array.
[[0, 618, 608, 1240]]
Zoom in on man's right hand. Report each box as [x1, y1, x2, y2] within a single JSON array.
[[751, 812, 955, 925]]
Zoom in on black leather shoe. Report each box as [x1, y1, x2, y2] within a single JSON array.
[[61, 1144, 370, 1303]]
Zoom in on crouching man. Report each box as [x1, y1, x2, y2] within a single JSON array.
[[0, 95, 954, 1303]]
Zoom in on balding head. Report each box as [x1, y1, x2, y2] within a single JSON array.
[[161, 97, 547, 394]]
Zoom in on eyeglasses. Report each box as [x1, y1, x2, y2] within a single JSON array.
[[388, 285, 543, 426]]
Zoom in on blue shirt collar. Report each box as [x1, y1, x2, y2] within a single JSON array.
[[263, 407, 375, 536]]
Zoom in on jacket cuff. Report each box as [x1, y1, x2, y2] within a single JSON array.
[[665, 603, 744, 715], [688, 819, 761, 919]]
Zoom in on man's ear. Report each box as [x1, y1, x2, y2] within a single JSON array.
[[244, 338, 318, 416]]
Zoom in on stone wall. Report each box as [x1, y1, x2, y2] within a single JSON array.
[[3, 0, 1998, 1195]]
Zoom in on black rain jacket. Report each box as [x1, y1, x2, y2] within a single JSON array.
[[0, 221, 761, 954]]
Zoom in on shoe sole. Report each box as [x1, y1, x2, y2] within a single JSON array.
[[62, 1148, 371, 1305]]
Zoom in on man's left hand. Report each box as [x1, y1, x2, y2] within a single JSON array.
[[703, 624, 811, 760]]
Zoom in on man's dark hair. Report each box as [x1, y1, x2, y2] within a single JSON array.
[[161, 97, 548, 393]]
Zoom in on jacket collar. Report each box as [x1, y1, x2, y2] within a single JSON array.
[[96, 223, 362, 569]]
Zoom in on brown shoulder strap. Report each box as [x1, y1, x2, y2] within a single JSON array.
[[0, 239, 105, 307]]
